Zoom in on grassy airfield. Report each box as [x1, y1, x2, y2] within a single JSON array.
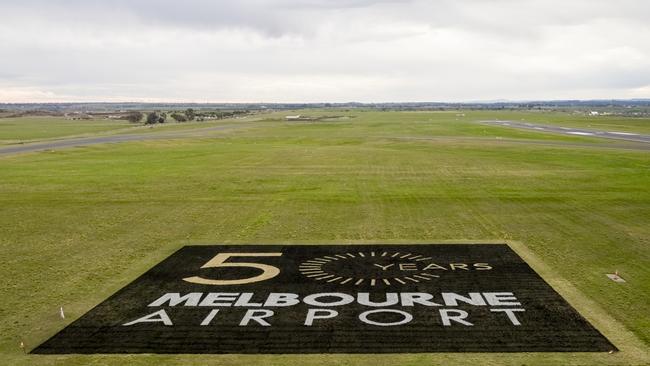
[[0, 110, 649, 365]]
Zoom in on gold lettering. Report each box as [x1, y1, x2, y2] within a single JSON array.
[[399, 263, 417, 271], [183, 253, 282, 285], [450, 263, 469, 270], [474, 263, 492, 270], [373, 263, 395, 271], [423, 263, 448, 271]]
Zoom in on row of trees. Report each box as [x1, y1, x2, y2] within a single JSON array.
[[125, 108, 247, 125], [123, 112, 144, 123], [146, 112, 167, 124], [145, 109, 195, 125], [194, 110, 248, 121]]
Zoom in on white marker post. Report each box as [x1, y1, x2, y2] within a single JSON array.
[[60, 306, 65, 319]]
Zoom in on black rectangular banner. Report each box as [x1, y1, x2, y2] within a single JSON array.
[[33, 244, 615, 353]]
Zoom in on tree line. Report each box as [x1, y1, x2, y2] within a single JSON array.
[[122, 109, 248, 124]]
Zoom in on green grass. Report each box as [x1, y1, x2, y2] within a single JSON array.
[[0, 117, 134, 144], [0, 110, 649, 365]]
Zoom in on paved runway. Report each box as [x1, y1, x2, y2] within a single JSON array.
[[0, 124, 248, 156], [480, 120, 650, 144]]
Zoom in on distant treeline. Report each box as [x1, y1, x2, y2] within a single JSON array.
[[3, 100, 650, 119], [3, 100, 650, 114]]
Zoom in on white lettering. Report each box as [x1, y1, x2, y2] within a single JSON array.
[[400, 293, 442, 306], [123, 310, 173, 326], [442, 292, 486, 306], [491, 308, 525, 325], [200, 309, 219, 326], [358, 292, 399, 307], [263, 293, 300, 307], [240, 309, 274, 326], [305, 309, 339, 326], [199, 293, 239, 307], [483, 292, 520, 306], [303, 293, 354, 307], [359, 309, 413, 326], [148, 292, 202, 307], [440, 309, 473, 326], [234, 292, 262, 307]]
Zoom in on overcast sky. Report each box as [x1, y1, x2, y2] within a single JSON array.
[[1, 0, 649, 103]]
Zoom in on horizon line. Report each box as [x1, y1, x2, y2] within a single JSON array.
[[2, 98, 650, 105]]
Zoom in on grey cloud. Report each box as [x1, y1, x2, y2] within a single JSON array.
[[0, 0, 648, 102], [2, 0, 647, 45], [11, 0, 647, 37], [4, 0, 413, 37]]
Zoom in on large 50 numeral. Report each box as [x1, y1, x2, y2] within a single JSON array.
[[183, 253, 282, 285]]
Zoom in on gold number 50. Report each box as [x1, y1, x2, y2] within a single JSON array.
[[183, 252, 282, 285]]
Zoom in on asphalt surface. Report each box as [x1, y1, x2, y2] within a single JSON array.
[[0, 124, 249, 156], [480, 120, 650, 144]]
